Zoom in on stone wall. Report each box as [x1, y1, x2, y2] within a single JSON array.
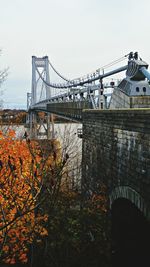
[[130, 96, 150, 108], [82, 109, 150, 216]]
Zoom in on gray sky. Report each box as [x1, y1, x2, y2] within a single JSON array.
[[0, 0, 150, 109]]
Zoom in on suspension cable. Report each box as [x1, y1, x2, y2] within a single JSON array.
[[48, 54, 127, 85], [48, 60, 73, 83], [99, 55, 127, 70], [36, 67, 66, 88], [71, 55, 127, 81], [36, 54, 129, 89], [36, 62, 127, 89]]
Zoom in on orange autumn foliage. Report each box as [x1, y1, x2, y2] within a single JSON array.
[[0, 129, 52, 264]]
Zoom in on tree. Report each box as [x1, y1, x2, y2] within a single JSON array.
[[0, 129, 63, 264], [30, 124, 111, 267], [0, 125, 111, 267], [55, 123, 82, 190], [39, 179, 111, 267], [0, 50, 8, 109]]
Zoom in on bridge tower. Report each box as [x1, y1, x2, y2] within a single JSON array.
[[32, 56, 50, 104], [28, 56, 54, 139]]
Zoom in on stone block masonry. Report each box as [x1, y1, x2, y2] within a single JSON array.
[[82, 109, 150, 217]]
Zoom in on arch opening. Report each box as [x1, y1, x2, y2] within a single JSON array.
[[111, 198, 150, 267]]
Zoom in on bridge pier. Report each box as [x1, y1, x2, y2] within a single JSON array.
[[50, 113, 55, 139], [29, 111, 37, 139], [46, 113, 51, 140], [46, 113, 55, 140], [28, 111, 55, 140]]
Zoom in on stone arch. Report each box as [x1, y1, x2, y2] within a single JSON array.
[[109, 186, 150, 219], [110, 187, 150, 266]]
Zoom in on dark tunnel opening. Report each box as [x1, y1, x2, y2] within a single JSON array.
[[111, 198, 150, 267]]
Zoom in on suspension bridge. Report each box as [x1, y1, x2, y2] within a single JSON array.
[[26, 51, 150, 265], [27, 51, 150, 139]]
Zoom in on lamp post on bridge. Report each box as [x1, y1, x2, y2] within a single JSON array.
[[99, 76, 104, 109]]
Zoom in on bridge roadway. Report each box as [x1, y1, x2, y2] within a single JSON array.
[[29, 83, 113, 121], [31, 100, 91, 121], [28, 52, 150, 122]]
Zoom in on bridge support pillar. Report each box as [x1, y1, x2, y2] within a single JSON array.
[[28, 111, 55, 140], [98, 78, 104, 109], [51, 114, 55, 139], [29, 112, 37, 139], [46, 113, 55, 140], [47, 113, 51, 140]]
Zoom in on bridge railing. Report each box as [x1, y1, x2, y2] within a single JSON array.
[[47, 100, 92, 121]]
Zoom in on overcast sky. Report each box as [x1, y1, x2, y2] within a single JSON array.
[[0, 0, 150, 109]]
